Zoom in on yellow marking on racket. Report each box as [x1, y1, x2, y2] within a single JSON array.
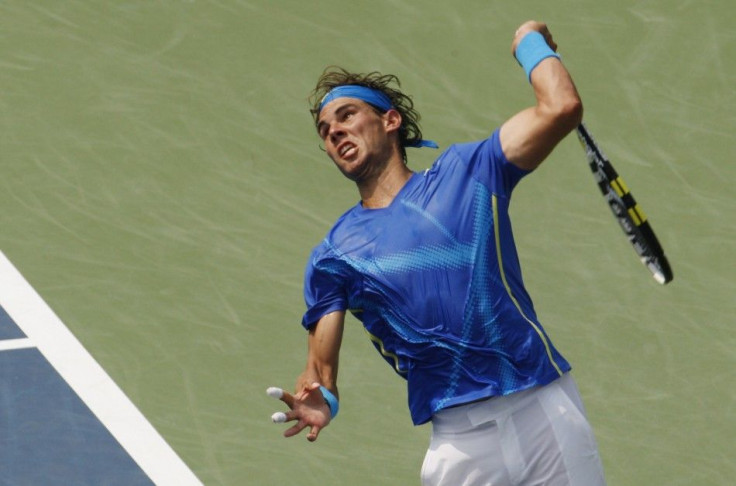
[[627, 207, 642, 225], [628, 205, 647, 226], [610, 177, 629, 197]]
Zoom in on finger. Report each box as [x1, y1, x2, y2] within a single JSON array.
[[306, 424, 322, 442], [294, 382, 322, 402], [283, 420, 308, 438], [271, 412, 288, 423], [271, 407, 300, 423], [536, 25, 557, 52], [266, 386, 295, 408], [266, 386, 283, 399], [544, 34, 558, 52]]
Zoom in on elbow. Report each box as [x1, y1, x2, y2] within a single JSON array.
[[556, 96, 583, 133], [538, 92, 583, 135], [569, 96, 584, 127]]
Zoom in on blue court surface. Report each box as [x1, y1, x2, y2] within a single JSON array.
[[0, 251, 201, 486]]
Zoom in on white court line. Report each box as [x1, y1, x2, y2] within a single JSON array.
[[0, 251, 202, 486], [0, 337, 35, 352]]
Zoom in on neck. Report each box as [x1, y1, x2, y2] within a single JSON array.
[[357, 160, 413, 209]]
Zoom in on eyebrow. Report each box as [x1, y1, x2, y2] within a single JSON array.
[[316, 103, 359, 136]]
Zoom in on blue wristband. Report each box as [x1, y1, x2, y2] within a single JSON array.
[[514, 31, 560, 82], [319, 386, 339, 419]]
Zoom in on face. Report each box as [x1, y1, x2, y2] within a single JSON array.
[[316, 98, 400, 182]]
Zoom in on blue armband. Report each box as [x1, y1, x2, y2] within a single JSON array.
[[514, 31, 560, 82], [319, 386, 339, 419]]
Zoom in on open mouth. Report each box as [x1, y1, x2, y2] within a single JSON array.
[[338, 143, 357, 159]]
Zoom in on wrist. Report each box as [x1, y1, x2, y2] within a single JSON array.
[[319, 386, 339, 419], [514, 31, 560, 82]]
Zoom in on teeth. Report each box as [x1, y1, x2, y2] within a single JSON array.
[[340, 145, 355, 157]]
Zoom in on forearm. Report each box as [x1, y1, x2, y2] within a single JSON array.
[[296, 359, 338, 397], [501, 21, 583, 170], [513, 22, 582, 127], [529, 57, 583, 133], [297, 311, 345, 397]]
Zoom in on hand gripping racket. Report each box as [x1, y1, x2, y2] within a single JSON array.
[[576, 123, 673, 284]]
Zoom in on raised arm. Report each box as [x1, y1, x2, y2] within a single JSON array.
[[269, 310, 345, 442], [500, 21, 583, 171]]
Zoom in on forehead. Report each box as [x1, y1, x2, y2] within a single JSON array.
[[317, 97, 371, 124]]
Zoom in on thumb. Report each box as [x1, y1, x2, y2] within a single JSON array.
[[307, 424, 322, 442]]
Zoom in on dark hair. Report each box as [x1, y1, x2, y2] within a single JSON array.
[[309, 66, 425, 161]]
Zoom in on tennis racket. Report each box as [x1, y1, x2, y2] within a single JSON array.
[[576, 123, 673, 284]]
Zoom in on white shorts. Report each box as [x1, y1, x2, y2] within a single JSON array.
[[421, 374, 606, 486]]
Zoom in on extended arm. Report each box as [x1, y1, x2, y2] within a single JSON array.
[[297, 310, 344, 396], [500, 21, 583, 171], [270, 310, 345, 442]]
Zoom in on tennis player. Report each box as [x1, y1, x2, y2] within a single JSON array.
[[270, 20, 607, 485]]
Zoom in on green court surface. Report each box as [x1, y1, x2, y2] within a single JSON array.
[[2, 1, 734, 484]]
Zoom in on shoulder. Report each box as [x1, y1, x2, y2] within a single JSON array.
[[428, 130, 530, 186], [452, 129, 522, 166], [307, 203, 363, 260]]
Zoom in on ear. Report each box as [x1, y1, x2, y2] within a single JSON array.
[[383, 109, 403, 134]]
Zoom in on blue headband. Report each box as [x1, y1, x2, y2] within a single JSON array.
[[318, 85, 439, 149]]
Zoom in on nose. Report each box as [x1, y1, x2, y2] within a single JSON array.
[[327, 123, 346, 144]]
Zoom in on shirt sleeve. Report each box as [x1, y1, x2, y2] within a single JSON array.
[[452, 129, 531, 197], [301, 243, 349, 330]]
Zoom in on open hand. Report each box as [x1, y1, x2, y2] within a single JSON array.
[[267, 382, 331, 442]]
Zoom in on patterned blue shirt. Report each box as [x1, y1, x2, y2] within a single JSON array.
[[302, 129, 570, 425]]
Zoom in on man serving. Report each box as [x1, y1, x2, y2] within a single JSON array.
[[269, 21, 607, 486]]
